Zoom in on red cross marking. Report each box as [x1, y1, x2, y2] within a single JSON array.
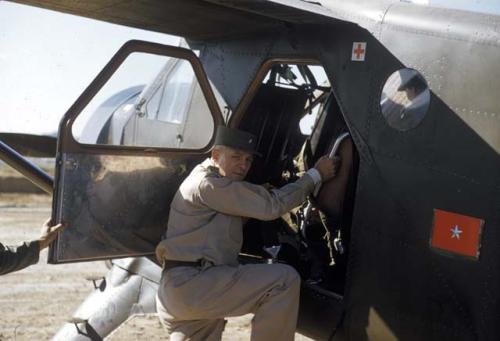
[[354, 43, 365, 59]]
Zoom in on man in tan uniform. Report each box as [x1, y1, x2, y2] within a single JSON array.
[[156, 126, 338, 341]]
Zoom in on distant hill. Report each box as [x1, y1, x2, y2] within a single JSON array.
[[0, 158, 54, 193], [0, 158, 55, 177]]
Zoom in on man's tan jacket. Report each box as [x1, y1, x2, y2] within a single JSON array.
[[156, 158, 315, 266]]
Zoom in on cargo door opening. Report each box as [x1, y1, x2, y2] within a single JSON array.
[[233, 62, 359, 300]]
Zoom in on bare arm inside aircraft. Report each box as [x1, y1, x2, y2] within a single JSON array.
[[0, 218, 65, 275]]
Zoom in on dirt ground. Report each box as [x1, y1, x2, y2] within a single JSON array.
[[0, 193, 313, 340]]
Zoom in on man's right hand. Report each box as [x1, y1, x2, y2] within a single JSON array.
[[38, 218, 66, 250], [314, 156, 340, 182]]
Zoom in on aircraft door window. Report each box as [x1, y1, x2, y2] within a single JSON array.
[[73, 52, 215, 149], [380, 68, 430, 131], [51, 41, 224, 263]]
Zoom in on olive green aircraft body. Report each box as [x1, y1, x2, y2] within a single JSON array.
[[2, 1, 499, 340]]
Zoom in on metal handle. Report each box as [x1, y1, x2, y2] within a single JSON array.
[[328, 132, 350, 159], [313, 132, 350, 196]]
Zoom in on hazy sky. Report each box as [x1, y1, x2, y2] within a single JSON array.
[[0, 1, 177, 135], [407, 0, 500, 14]]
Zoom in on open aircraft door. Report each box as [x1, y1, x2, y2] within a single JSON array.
[[49, 40, 224, 264]]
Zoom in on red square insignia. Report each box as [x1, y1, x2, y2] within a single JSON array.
[[430, 209, 484, 260]]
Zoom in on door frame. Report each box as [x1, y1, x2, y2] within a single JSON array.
[[50, 40, 225, 263], [57, 39, 224, 156]]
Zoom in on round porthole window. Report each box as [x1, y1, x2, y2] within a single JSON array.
[[380, 68, 430, 131]]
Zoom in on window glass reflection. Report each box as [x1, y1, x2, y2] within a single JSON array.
[[380, 68, 430, 131], [73, 52, 214, 149]]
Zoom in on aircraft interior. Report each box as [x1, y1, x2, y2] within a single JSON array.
[[235, 63, 359, 299]]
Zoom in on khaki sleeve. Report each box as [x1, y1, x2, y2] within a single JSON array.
[[0, 241, 40, 276], [197, 174, 315, 221]]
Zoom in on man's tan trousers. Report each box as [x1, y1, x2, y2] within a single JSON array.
[[156, 263, 301, 341]]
